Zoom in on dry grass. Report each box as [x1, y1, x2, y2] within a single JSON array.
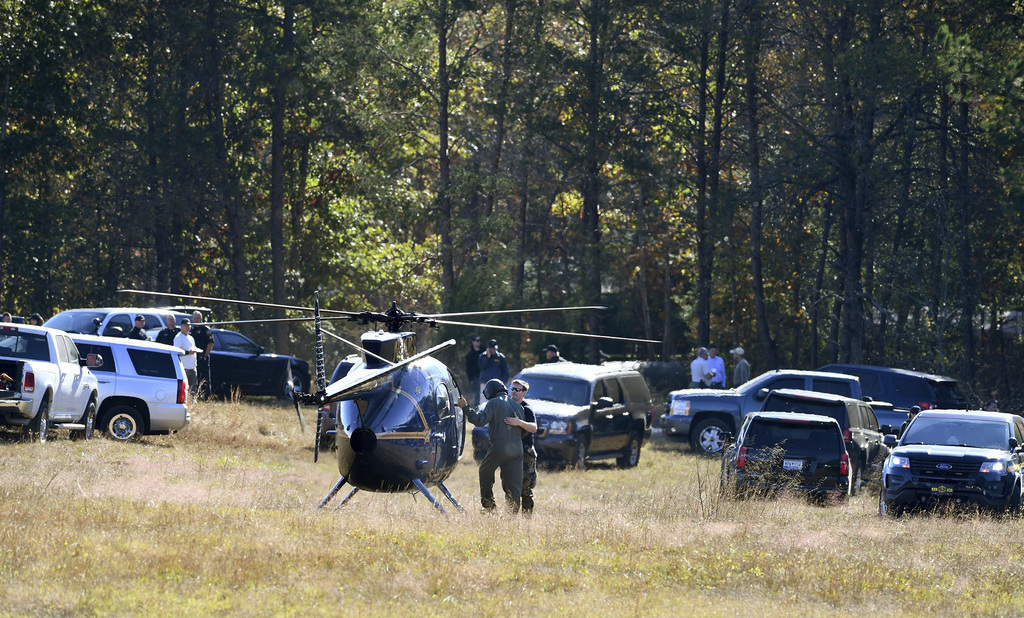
[[2, 400, 1024, 616]]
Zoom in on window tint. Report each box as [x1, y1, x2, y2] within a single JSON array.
[[892, 375, 932, 399], [856, 372, 881, 397], [127, 348, 177, 379], [603, 378, 622, 404], [763, 377, 804, 391], [216, 331, 261, 354], [0, 331, 50, 361], [745, 420, 841, 453], [45, 311, 105, 334], [1014, 421, 1024, 445], [619, 375, 651, 404], [436, 384, 452, 418], [861, 405, 879, 431], [814, 379, 852, 397], [54, 336, 71, 364], [103, 313, 133, 337], [60, 336, 79, 365], [761, 395, 848, 429], [75, 342, 116, 372], [592, 380, 606, 401], [846, 404, 862, 428]]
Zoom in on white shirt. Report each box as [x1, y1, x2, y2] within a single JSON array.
[[174, 332, 198, 370], [690, 356, 712, 386]]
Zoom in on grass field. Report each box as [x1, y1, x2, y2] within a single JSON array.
[[2, 399, 1024, 616]]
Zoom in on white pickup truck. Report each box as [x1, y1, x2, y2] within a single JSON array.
[[0, 324, 100, 442]]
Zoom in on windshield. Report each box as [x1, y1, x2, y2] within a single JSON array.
[[902, 417, 1008, 450], [44, 311, 105, 334], [519, 376, 592, 406]]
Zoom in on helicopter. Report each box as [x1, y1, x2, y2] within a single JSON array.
[[119, 289, 657, 513]]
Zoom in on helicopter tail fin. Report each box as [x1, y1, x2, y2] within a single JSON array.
[[313, 291, 327, 462]]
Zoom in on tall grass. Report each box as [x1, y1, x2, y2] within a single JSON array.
[[1, 401, 1022, 616]]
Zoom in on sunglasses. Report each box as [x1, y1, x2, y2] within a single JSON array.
[[510, 387, 525, 393]]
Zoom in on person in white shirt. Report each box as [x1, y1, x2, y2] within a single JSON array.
[[689, 347, 714, 388], [174, 319, 199, 395], [707, 344, 726, 389]]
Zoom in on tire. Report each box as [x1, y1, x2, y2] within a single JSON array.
[[570, 437, 588, 471], [1008, 482, 1022, 517], [616, 431, 641, 468], [690, 418, 730, 456], [25, 395, 51, 443], [103, 405, 143, 442], [878, 486, 895, 517], [71, 400, 97, 441]]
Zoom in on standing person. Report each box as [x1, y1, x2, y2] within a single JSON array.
[[156, 314, 180, 346], [127, 315, 150, 341], [173, 319, 199, 395], [28, 313, 44, 326], [707, 344, 726, 389], [190, 311, 214, 400], [1, 313, 10, 323], [899, 406, 921, 437], [464, 334, 484, 405], [477, 339, 509, 402], [508, 378, 539, 514], [542, 344, 566, 363], [689, 347, 714, 388], [460, 379, 525, 513], [730, 346, 751, 386]]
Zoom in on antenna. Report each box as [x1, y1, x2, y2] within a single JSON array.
[[313, 291, 326, 462]]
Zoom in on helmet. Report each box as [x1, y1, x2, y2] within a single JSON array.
[[483, 379, 507, 400]]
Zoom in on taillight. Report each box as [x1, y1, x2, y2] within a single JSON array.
[[918, 402, 934, 410], [177, 379, 186, 404], [840, 452, 849, 476], [23, 371, 35, 393], [737, 446, 748, 469], [843, 428, 852, 442]]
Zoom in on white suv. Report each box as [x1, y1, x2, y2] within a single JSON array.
[[70, 335, 190, 441]]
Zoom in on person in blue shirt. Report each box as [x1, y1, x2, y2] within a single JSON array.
[[477, 339, 509, 401]]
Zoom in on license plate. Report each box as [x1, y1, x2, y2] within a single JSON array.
[[930, 485, 955, 495], [783, 459, 803, 471]]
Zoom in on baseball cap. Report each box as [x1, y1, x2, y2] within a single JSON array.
[[135, 315, 146, 321], [487, 339, 498, 348], [730, 347, 744, 355], [544, 344, 558, 352]]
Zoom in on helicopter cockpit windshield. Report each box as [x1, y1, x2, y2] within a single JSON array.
[[340, 387, 426, 434]]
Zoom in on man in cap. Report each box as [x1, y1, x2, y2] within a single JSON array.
[[707, 344, 726, 388], [899, 406, 921, 438], [477, 339, 509, 402], [690, 347, 714, 388], [190, 311, 215, 400], [464, 334, 484, 405], [542, 344, 566, 363], [460, 379, 526, 513], [127, 315, 150, 341], [730, 346, 750, 386]]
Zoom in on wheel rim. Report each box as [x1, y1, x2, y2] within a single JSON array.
[[84, 405, 95, 439], [108, 414, 137, 440], [574, 442, 586, 469], [699, 426, 724, 453], [629, 438, 640, 465], [38, 407, 49, 443]]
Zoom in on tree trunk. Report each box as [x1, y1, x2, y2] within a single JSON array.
[[695, 27, 711, 348], [270, 0, 293, 354], [437, 0, 455, 306], [956, 89, 975, 380]]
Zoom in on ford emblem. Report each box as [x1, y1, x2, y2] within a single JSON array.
[[936, 463, 953, 470]]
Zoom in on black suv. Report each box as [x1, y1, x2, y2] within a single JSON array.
[[471, 363, 653, 469], [819, 364, 970, 412], [720, 412, 850, 500], [879, 410, 1024, 515], [760, 389, 888, 495]]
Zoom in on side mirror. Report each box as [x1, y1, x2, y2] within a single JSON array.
[[754, 387, 769, 401], [593, 396, 614, 410], [1009, 437, 1019, 451], [883, 434, 897, 448], [257, 346, 265, 355], [879, 424, 894, 435], [861, 396, 874, 402], [85, 353, 103, 368]]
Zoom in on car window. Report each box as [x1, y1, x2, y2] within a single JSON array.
[[436, 383, 452, 418], [761, 395, 848, 429], [763, 377, 804, 391], [0, 330, 51, 361], [856, 372, 881, 397], [216, 331, 262, 354], [814, 379, 852, 397], [103, 313, 133, 337], [75, 342, 116, 372], [603, 378, 622, 404], [932, 380, 968, 405], [846, 404, 862, 428], [45, 311, 105, 334], [745, 420, 841, 453], [902, 417, 1008, 449], [53, 336, 71, 364], [861, 405, 879, 431], [892, 375, 932, 399], [60, 335, 80, 365], [619, 375, 651, 404], [519, 376, 592, 406], [592, 380, 606, 401], [126, 348, 177, 379], [1013, 420, 1023, 445]]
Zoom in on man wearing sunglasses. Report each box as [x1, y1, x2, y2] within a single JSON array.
[[507, 379, 539, 514]]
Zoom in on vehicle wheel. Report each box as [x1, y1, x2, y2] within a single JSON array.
[[571, 437, 588, 471], [690, 418, 729, 456], [26, 395, 51, 443], [616, 431, 642, 468], [1008, 482, 1022, 517], [71, 400, 97, 441], [278, 372, 304, 400], [103, 405, 143, 442], [878, 486, 894, 517]]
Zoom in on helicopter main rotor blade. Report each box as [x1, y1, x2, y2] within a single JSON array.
[[200, 316, 352, 327], [427, 306, 606, 318], [317, 339, 457, 405], [432, 318, 660, 344], [117, 289, 359, 317]]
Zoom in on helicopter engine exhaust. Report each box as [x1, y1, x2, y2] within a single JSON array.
[[350, 427, 377, 455]]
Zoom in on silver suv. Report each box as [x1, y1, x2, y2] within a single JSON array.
[[70, 335, 190, 441]]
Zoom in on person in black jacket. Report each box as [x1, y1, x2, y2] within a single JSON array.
[[127, 315, 150, 341], [464, 334, 483, 405], [509, 378, 539, 514], [155, 314, 180, 346], [190, 311, 214, 400]]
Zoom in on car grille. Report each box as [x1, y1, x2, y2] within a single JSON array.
[[909, 457, 980, 481]]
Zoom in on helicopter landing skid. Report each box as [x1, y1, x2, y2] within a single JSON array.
[[318, 475, 348, 509], [412, 479, 450, 514], [435, 482, 466, 513]]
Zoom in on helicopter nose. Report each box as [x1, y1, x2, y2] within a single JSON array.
[[350, 427, 377, 455]]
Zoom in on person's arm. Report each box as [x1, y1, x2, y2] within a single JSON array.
[[505, 415, 537, 432], [478, 352, 490, 371], [458, 396, 488, 426]]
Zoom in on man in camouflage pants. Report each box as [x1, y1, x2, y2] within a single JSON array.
[[509, 378, 539, 514]]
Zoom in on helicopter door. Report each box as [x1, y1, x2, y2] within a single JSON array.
[[433, 383, 459, 468]]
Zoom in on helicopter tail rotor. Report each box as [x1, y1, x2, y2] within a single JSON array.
[[313, 291, 327, 463]]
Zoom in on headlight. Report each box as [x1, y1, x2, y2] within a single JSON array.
[[980, 460, 1006, 474], [670, 399, 691, 416], [547, 420, 570, 435], [888, 454, 911, 469]]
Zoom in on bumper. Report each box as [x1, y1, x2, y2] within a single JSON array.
[[662, 414, 693, 438], [534, 434, 576, 462], [735, 471, 848, 496], [148, 403, 190, 432], [0, 398, 35, 423], [881, 475, 1016, 511]]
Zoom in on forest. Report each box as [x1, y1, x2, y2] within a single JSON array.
[[1, 0, 1023, 407]]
